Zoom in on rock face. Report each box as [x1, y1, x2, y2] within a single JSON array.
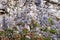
[[0, 0, 60, 40], [50, 0, 58, 3], [0, 0, 7, 9], [2, 16, 8, 30], [0, 0, 59, 30], [35, 0, 41, 6]]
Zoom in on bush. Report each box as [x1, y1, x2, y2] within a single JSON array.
[[49, 29, 56, 34]]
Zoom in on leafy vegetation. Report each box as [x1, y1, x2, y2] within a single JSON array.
[[48, 18, 54, 25], [49, 29, 56, 34], [42, 37, 51, 40]]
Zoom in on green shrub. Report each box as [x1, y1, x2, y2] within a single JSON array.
[[48, 18, 54, 25], [49, 29, 56, 34]]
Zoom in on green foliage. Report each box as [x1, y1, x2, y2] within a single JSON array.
[[0, 31, 4, 36], [43, 27, 48, 32], [17, 22, 24, 26], [49, 29, 56, 34], [17, 36, 21, 40], [48, 18, 54, 25], [4, 28, 14, 40], [17, 37, 21, 40], [0, 17, 57, 40], [25, 38, 30, 40], [30, 19, 40, 29], [33, 22, 40, 27], [22, 28, 28, 35], [40, 27, 48, 32], [58, 29, 60, 34], [5, 28, 14, 34], [43, 37, 51, 40], [40, 27, 56, 34]]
